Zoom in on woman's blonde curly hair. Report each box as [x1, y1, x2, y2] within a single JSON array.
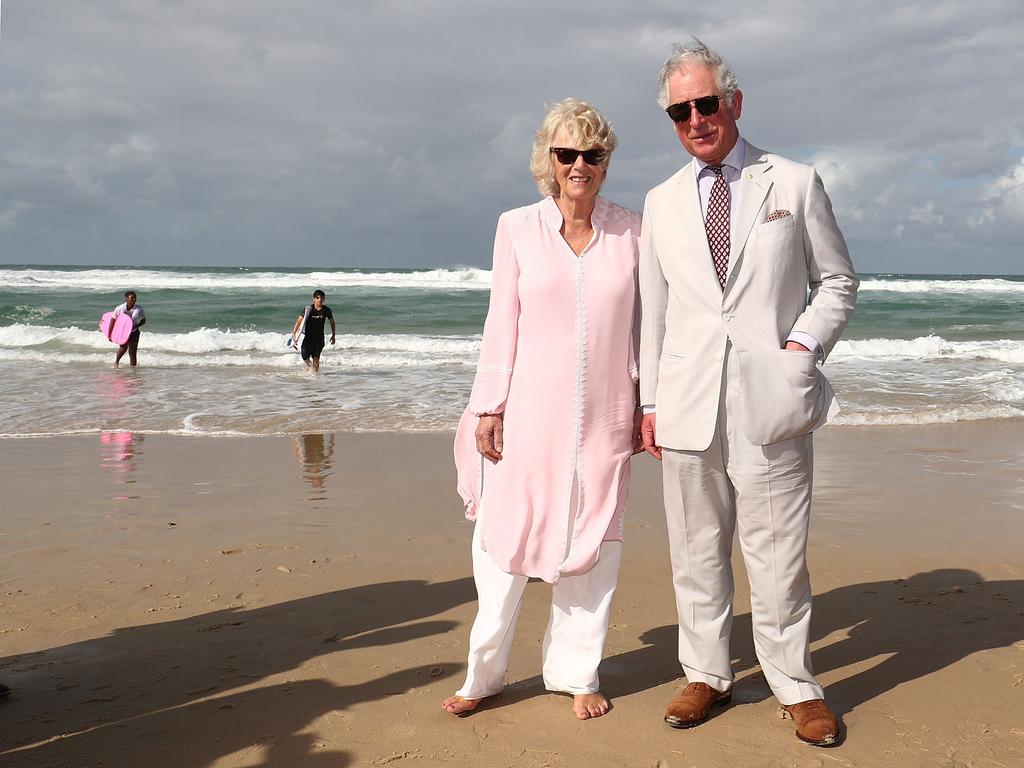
[[529, 98, 618, 198]]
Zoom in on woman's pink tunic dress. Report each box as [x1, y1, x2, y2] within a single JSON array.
[[455, 196, 641, 583]]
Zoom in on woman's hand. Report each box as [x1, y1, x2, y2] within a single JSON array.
[[476, 414, 504, 464]]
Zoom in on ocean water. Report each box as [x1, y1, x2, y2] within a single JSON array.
[[0, 266, 1021, 437]]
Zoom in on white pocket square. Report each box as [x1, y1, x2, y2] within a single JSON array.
[[764, 209, 792, 223]]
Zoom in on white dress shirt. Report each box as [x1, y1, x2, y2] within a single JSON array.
[[695, 136, 746, 221]]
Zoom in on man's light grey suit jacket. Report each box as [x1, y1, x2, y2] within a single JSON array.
[[639, 142, 859, 449]]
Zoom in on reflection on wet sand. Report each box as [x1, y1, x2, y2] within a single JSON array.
[[292, 433, 335, 501], [99, 431, 144, 499]]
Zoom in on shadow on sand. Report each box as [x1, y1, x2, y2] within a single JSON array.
[[479, 569, 1023, 717], [3, 569, 1021, 760], [0, 577, 474, 767]]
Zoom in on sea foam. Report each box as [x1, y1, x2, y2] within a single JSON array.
[[0, 267, 492, 292], [832, 336, 1024, 364], [858, 277, 1024, 294]]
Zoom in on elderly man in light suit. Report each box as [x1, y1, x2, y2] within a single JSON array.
[[639, 39, 858, 746]]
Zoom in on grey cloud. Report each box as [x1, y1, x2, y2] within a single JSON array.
[[0, 0, 1021, 273]]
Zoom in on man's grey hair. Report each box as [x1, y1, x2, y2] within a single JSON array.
[[656, 38, 739, 109]]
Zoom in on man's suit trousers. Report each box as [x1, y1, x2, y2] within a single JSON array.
[[662, 342, 824, 705]]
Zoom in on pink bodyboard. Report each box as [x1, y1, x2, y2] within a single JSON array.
[[99, 312, 135, 345]]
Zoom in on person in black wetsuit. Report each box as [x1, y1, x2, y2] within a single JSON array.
[[291, 289, 336, 373]]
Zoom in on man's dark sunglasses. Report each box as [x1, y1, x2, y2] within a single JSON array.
[[665, 95, 722, 124], [549, 147, 607, 166]]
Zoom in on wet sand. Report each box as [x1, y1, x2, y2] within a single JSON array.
[[1, 423, 1022, 767]]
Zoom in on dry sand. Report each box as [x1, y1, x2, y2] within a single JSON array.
[[1, 423, 1023, 767]]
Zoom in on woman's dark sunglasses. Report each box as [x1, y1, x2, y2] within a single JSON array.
[[665, 95, 721, 124], [549, 147, 607, 166]]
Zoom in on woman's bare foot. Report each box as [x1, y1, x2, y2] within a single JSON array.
[[572, 692, 611, 720], [441, 695, 481, 715]]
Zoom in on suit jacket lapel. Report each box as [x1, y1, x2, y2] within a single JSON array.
[[674, 160, 722, 290], [726, 143, 772, 283]]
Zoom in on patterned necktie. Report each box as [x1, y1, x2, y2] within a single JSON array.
[[705, 164, 730, 289]]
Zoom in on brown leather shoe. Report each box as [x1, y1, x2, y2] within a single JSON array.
[[779, 699, 840, 746], [664, 682, 731, 728]]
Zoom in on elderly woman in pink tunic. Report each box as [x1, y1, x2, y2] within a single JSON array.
[[444, 99, 642, 720]]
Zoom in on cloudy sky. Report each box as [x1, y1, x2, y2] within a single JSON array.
[[1, 1, 1021, 273]]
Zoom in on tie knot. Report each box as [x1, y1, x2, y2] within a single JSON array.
[[706, 163, 725, 178]]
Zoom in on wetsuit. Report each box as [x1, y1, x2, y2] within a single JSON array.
[[300, 304, 333, 361]]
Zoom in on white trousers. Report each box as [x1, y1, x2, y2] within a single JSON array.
[[455, 518, 623, 699], [662, 344, 824, 706]]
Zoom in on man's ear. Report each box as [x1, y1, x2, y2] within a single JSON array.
[[730, 89, 743, 121]]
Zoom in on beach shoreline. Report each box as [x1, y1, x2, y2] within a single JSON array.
[[1, 423, 1022, 766], [3, 268, 1023, 437]]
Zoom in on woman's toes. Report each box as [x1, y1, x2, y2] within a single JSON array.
[[441, 695, 480, 715], [572, 693, 610, 720]]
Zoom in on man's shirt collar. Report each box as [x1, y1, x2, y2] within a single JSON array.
[[695, 136, 746, 176]]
